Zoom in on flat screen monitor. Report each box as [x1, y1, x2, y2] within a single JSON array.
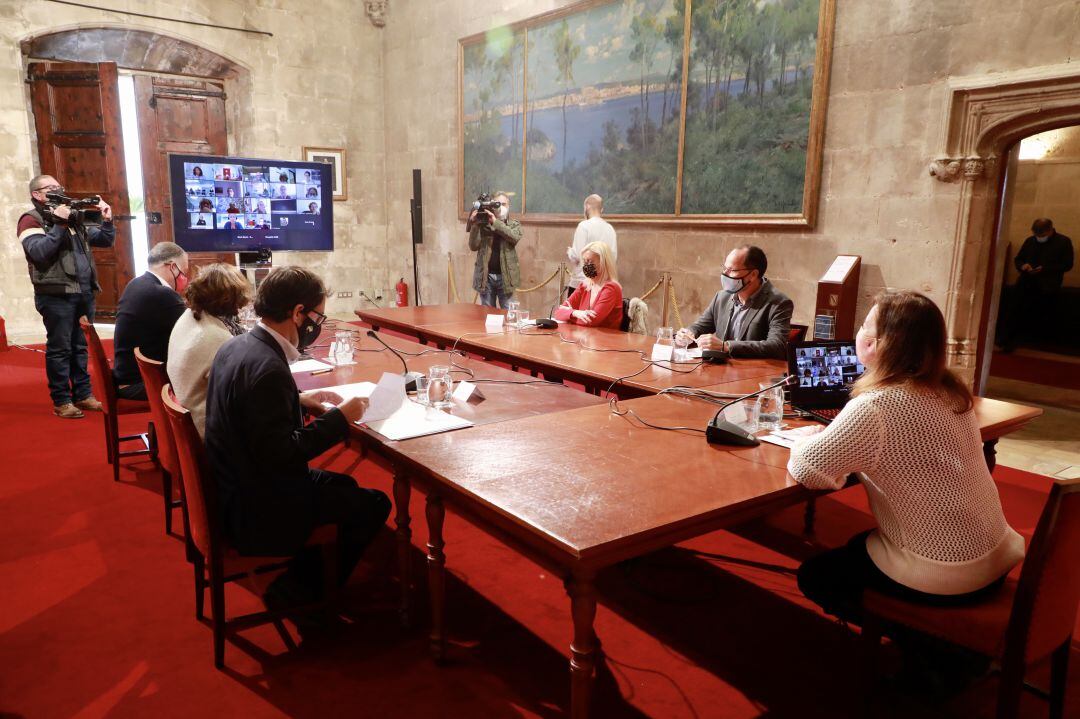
[[168, 154, 333, 253]]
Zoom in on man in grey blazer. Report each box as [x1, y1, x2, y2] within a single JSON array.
[[676, 245, 793, 359]]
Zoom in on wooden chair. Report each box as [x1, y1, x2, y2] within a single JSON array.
[[79, 317, 154, 482], [161, 384, 338, 668], [788, 323, 809, 343], [862, 475, 1080, 718], [134, 348, 184, 536]]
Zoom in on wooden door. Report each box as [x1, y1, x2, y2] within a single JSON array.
[[135, 75, 233, 274], [29, 61, 134, 318]]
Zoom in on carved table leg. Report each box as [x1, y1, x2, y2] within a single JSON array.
[[393, 470, 412, 628], [426, 494, 447, 662], [983, 438, 998, 473], [565, 569, 598, 719]]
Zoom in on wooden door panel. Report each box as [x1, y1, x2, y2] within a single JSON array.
[[29, 61, 134, 319], [135, 75, 231, 272]]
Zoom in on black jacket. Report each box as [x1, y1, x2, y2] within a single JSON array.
[[205, 326, 349, 556], [1014, 232, 1074, 292], [19, 210, 115, 295], [111, 272, 187, 385]]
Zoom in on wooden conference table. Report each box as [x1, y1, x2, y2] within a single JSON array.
[[325, 307, 1041, 718]]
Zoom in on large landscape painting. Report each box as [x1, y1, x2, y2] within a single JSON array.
[[460, 0, 834, 224]]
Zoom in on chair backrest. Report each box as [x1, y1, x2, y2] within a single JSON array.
[[135, 348, 180, 479], [619, 298, 631, 332], [79, 316, 117, 413], [788, 323, 809, 343], [1005, 476, 1080, 662], [161, 384, 216, 560]]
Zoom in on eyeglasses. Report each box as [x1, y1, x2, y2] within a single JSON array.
[[32, 184, 63, 194], [306, 308, 327, 326], [722, 266, 751, 277]]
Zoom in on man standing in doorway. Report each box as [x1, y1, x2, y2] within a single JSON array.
[[18, 174, 114, 419], [468, 192, 522, 308], [566, 194, 617, 301], [999, 218, 1074, 352]]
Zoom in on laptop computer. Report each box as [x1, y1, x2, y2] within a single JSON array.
[[787, 339, 866, 424]]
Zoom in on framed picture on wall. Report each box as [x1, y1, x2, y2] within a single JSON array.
[[302, 146, 347, 201]]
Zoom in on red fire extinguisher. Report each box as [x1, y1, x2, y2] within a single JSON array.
[[395, 278, 409, 307]]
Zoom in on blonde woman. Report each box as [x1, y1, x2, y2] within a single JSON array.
[[554, 241, 623, 328], [167, 264, 252, 436]]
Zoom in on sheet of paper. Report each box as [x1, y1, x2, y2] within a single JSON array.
[[674, 347, 702, 361], [366, 399, 473, 441], [360, 372, 406, 423], [313, 382, 377, 409], [452, 380, 476, 401], [723, 402, 748, 425], [760, 434, 795, 449], [651, 343, 674, 361], [820, 255, 858, 284], [484, 314, 504, 332], [289, 358, 334, 374]]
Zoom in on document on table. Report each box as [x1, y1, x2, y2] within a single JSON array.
[[360, 372, 407, 423], [314, 382, 377, 409], [759, 425, 823, 449], [289, 358, 334, 374], [366, 399, 473, 441]]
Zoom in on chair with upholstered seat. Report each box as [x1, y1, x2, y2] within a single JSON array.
[[79, 317, 154, 482], [861, 475, 1080, 718], [788, 323, 809, 343], [134, 348, 185, 536], [161, 384, 339, 668]]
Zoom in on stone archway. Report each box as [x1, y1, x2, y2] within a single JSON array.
[[928, 64, 1080, 385]]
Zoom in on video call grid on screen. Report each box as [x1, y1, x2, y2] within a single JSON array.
[[170, 154, 333, 253], [794, 344, 865, 389]]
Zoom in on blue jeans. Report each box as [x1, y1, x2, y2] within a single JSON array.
[[479, 273, 513, 309], [34, 290, 96, 406]]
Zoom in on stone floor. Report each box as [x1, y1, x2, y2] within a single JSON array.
[[985, 375, 1080, 478]]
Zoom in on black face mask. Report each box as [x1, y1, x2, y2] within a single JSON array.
[[296, 313, 322, 352], [582, 261, 598, 279]]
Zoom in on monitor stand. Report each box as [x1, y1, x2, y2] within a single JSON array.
[[238, 248, 272, 290]]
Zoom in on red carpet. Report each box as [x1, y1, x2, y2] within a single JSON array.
[[0, 341, 1076, 718], [990, 350, 1080, 390]]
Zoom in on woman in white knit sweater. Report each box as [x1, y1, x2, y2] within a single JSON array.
[[789, 291, 1025, 623], [167, 264, 251, 436]]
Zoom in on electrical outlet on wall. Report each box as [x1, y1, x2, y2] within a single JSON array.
[[336, 291, 353, 298]]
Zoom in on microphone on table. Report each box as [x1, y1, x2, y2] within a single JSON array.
[[534, 303, 559, 329], [706, 374, 796, 447], [366, 330, 425, 392]]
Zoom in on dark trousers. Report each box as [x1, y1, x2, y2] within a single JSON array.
[[116, 381, 148, 401], [999, 280, 1058, 349], [34, 290, 95, 406], [276, 468, 392, 599], [479, 273, 511, 308], [797, 530, 1005, 626]]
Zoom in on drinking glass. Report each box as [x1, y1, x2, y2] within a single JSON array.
[[426, 365, 453, 410], [238, 304, 257, 332], [656, 327, 674, 346], [756, 380, 785, 432], [517, 309, 531, 327], [505, 306, 518, 326], [333, 330, 354, 365], [413, 375, 430, 405]]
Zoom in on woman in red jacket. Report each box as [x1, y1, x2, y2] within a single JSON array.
[[554, 241, 623, 328]]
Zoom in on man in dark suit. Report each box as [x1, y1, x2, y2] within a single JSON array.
[[205, 266, 391, 612], [999, 217, 1074, 352], [676, 245, 794, 359], [112, 242, 189, 400]]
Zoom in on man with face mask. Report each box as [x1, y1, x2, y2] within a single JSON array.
[[676, 245, 793, 359], [998, 218, 1074, 352], [468, 192, 523, 308], [18, 174, 115, 418], [205, 266, 391, 619], [565, 194, 617, 300], [111, 242, 190, 400]]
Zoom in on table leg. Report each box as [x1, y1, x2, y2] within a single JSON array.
[[393, 471, 412, 628], [426, 493, 447, 662], [983, 438, 998, 473], [565, 570, 598, 719]]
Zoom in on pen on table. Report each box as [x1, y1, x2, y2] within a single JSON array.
[[310, 367, 333, 376]]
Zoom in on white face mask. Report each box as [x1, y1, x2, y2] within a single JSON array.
[[1035, 233, 1051, 243], [499, 205, 509, 221]]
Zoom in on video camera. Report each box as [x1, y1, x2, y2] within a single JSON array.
[[470, 193, 502, 226], [44, 192, 104, 226]]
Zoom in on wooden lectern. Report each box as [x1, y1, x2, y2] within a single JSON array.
[[813, 255, 861, 340]]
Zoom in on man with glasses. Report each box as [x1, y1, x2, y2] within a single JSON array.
[[468, 192, 522, 308], [111, 242, 190, 400], [205, 266, 391, 624], [676, 245, 793, 359], [18, 174, 114, 418]]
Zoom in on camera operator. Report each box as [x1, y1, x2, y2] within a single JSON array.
[[467, 192, 522, 308], [18, 174, 114, 419]]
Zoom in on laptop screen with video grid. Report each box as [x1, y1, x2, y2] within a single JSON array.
[[788, 340, 866, 410]]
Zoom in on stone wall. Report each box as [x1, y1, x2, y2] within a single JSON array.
[[1003, 126, 1080, 288], [0, 0, 388, 340], [381, 0, 1080, 342]]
